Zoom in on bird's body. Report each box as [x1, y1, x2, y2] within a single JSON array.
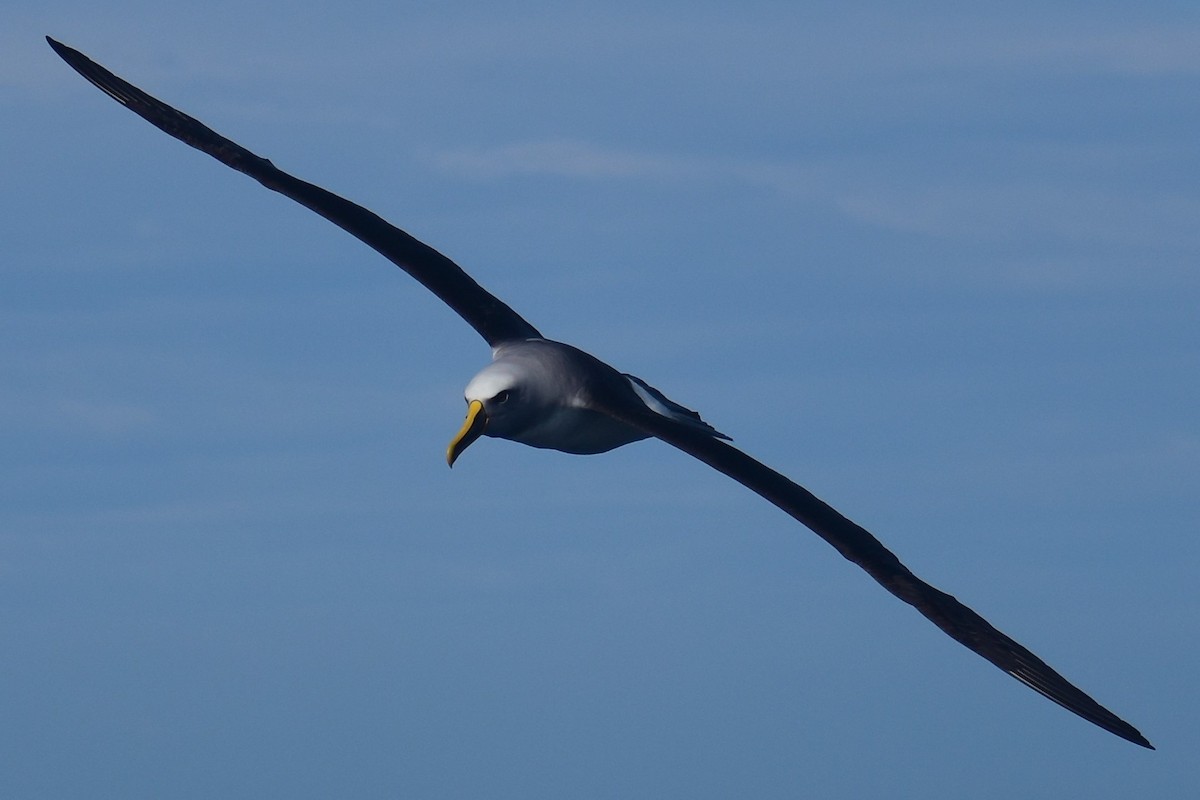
[[47, 36, 1153, 749], [456, 338, 726, 457]]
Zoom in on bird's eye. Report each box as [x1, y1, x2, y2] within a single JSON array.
[[494, 390, 510, 404]]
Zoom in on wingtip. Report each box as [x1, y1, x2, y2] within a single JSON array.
[[46, 36, 76, 63]]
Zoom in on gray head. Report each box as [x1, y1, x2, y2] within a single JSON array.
[[445, 360, 549, 465]]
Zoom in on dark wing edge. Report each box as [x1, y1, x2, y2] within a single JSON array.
[[46, 36, 541, 348], [597, 398, 1153, 749]]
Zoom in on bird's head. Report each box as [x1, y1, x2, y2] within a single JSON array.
[[446, 361, 542, 466]]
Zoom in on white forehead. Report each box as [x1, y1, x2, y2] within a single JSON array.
[[463, 363, 519, 401]]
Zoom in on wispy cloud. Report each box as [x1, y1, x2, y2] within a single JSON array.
[[426, 138, 831, 193], [427, 139, 704, 181], [429, 137, 1200, 256], [967, 26, 1200, 76], [836, 182, 1200, 249]]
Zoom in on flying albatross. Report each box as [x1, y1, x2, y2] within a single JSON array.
[[47, 36, 1152, 749]]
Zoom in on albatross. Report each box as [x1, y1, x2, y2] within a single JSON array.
[[47, 36, 1152, 749]]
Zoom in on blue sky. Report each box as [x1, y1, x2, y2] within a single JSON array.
[[3, 2, 1197, 797]]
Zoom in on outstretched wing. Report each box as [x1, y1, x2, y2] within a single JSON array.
[[596, 397, 1153, 749], [46, 37, 541, 348]]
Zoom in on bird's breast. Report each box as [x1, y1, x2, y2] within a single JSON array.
[[499, 404, 648, 455]]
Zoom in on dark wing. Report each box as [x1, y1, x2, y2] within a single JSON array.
[[46, 37, 541, 348], [596, 397, 1153, 749]]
